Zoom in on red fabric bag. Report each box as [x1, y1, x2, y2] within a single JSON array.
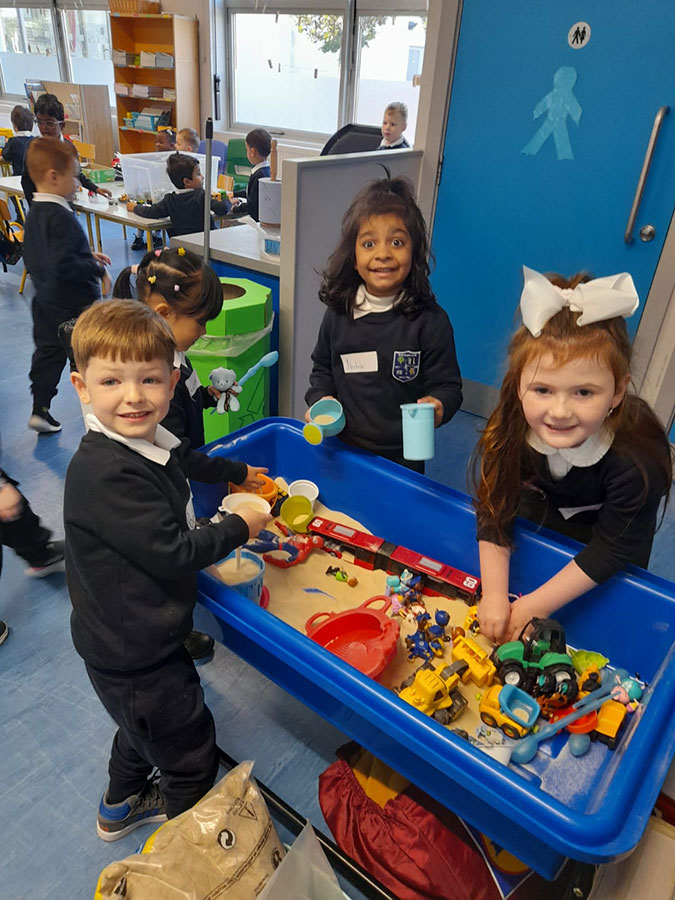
[[319, 744, 576, 900]]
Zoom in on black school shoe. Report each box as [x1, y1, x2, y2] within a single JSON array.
[[25, 541, 66, 578], [28, 407, 61, 433], [184, 630, 215, 660]]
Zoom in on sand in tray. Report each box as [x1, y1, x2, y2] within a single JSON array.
[[216, 557, 260, 585]]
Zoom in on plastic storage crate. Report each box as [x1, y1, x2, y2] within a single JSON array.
[[192, 418, 675, 879], [119, 150, 219, 203]]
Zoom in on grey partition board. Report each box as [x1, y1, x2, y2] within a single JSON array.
[[279, 149, 423, 417]]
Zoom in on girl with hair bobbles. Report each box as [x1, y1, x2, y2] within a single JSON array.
[[474, 266, 672, 644], [304, 175, 463, 472], [114, 247, 230, 450]]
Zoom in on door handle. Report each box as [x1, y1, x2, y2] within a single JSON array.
[[624, 105, 669, 244]]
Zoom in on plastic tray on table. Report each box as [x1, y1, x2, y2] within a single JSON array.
[[192, 417, 675, 879]]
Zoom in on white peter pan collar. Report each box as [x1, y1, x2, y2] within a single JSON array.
[[527, 427, 614, 480], [86, 413, 180, 466], [353, 283, 399, 320]]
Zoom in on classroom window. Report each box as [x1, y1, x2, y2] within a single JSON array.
[[354, 14, 425, 141], [0, 7, 61, 95], [64, 9, 114, 105], [230, 12, 343, 136]]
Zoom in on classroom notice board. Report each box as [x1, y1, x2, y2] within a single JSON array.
[[279, 150, 423, 417]]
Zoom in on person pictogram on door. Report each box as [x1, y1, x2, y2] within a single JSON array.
[[522, 66, 582, 160], [571, 25, 587, 46]]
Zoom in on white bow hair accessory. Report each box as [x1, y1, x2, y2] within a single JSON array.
[[520, 265, 639, 337]]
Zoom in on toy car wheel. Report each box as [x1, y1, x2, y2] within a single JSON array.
[[446, 692, 468, 722], [501, 723, 521, 740], [499, 662, 527, 689], [433, 708, 453, 726], [400, 675, 415, 689], [550, 666, 579, 702], [481, 712, 498, 728]]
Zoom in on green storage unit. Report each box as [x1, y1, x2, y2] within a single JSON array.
[[187, 278, 273, 445]]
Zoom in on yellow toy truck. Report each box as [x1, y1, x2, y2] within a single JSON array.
[[451, 634, 496, 688], [397, 659, 469, 726]]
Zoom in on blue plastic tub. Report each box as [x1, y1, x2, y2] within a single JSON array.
[[194, 418, 675, 878]]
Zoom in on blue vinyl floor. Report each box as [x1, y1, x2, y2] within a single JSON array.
[[1, 216, 674, 899]]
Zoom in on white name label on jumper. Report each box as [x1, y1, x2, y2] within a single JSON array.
[[341, 351, 378, 374]]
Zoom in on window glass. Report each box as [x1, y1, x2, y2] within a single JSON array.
[[354, 14, 426, 142], [66, 9, 114, 105], [0, 8, 60, 95], [231, 13, 342, 135]]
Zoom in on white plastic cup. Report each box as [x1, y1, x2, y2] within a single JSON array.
[[288, 479, 319, 510], [219, 492, 270, 516]]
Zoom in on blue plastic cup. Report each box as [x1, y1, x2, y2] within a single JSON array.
[[303, 397, 345, 445], [400, 402, 436, 461], [218, 549, 265, 603]]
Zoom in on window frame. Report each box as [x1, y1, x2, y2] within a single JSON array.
[[0, 0, 114, 106], [224, 3, 426, 143]]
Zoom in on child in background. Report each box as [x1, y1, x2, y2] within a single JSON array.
[[126, 152, 230, 237], [1, 104, 34, 175], [176, 127, 200, 153], [474, 266, 672, 644], [23, 138, 111, 433], [230, 128, 271, 222], [130, 128, 177, 250], [0, 462, 66, 645], [377, 102, 411, 150], [66, 300, 271, 839], [114, 246, 223, 449], [21, 93, 112, 205], [305, 175, 462, 471]]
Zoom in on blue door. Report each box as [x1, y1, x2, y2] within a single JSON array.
[[431, 1, 674, 402]]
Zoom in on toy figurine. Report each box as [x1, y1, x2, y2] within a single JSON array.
[[209, 351, 279, 416], [326, 565, 357, 587], [209, 367, 242, 413]]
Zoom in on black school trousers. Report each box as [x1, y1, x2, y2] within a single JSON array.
[[29, 295, 92, 410], [0, 489, 53, 578], [85, 646, 219, 819]]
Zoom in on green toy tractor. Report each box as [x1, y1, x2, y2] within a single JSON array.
[[491, 617, 578, 701]]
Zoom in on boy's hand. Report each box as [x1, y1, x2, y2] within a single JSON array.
[[417, 395, 443, 427], [238, 465, 269, 492], [305, 396, 335, 423], [477, 592, 512, 644], [0, 482, 23, 522], [126, 201, 136, 212], [206, 385, 221, 400], [93, 251, 112, 266], [96, 187, 113, 198], [236, 507, 272, 540]]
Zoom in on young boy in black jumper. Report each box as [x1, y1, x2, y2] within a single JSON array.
[[230, 128, 272, 222], [23, 138, 111, 433], [20, 93, 112, 206], [66, 299, 271, 840], [1, 104, 34, 175], [127, 152, 230, 236]]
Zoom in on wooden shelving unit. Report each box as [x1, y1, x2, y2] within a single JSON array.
[[110, 13, 199, 155], [25, 80, 114, 166]]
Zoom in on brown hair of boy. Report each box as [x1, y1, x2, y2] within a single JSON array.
[[71, 299, 176, 374], [245, 128, 272, 159], [167, 151, 198, 190], [472, 272, 673, 545], [10, 105, 34, 132], [385, 101, 408, 124], [25, 136, 77, 185]]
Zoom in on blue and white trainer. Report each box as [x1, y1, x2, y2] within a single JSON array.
[[96, 780, 167, 842]]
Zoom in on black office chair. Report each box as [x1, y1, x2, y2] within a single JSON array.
[[320, 124, 383, 156]]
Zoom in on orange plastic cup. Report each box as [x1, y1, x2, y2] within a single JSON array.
[[228, 473, 278, 507]]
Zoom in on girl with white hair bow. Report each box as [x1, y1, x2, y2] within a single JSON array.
[[473, 267, 672, 645]]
